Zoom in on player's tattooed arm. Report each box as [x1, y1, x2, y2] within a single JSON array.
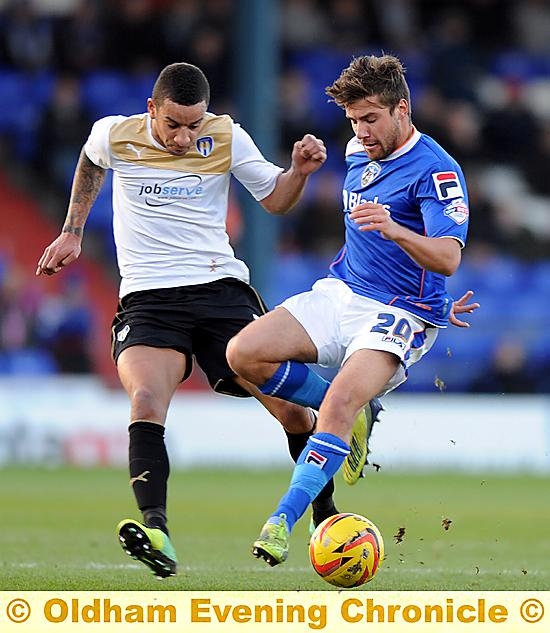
[[62, 150, 106, 236], [36, 150, 106, 276]]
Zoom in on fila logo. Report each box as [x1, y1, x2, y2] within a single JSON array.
[[304, 450, 327, 468], [382, 335, 406, 349], [432, 171, 464, 200], [126, 143, 144, 158]]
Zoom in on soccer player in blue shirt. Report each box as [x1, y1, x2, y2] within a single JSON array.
[[226, 54, 472, 566]]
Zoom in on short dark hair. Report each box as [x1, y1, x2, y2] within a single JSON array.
[[326, 54, 410, 114], [152, 62, 210, 107]]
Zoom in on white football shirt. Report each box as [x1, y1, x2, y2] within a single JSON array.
[[84, 112, 283, 298]]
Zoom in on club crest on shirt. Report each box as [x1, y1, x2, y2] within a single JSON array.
[[196, 136, 214, 157], [443, 197, 469, 225], [361, 162, 381, 187]]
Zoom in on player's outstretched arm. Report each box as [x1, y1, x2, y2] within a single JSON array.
[[36, 150, 106, 276], [260, 134, 326, 215], [449, 290, 480, 328]]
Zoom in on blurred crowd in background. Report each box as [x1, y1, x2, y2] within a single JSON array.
[[0, 0, 549, 393]]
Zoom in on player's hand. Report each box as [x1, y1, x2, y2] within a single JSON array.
[[36, 232, 82, 276], [291, 134, 327, 176], [449, 290, 480, 328], [349, 202, 400, 239]]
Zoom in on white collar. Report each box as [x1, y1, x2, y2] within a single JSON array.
[[381, 126, 421, 161]]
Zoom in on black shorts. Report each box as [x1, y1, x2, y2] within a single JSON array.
[[111, 278, 268, 397]]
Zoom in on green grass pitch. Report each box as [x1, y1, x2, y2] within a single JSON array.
[[2, 467, 548, 591]]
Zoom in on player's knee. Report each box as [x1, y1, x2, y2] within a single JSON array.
[[225, 335, 241, 371], [276, 401, 314, 433], [130, 386, 167, 421], [320, 390, 357, 425], [226, 333, 258, 376]]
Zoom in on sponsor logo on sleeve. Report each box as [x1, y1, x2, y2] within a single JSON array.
[[443, 197, 469, 225], [432, 171, 464, 200], [304, 450, 328, 468], [196, 136, 214, 157]]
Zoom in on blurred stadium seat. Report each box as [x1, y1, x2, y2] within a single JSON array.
[[81, 71, 134, 119], [0, 68, 42, 158], [0, 349, 57, 375]]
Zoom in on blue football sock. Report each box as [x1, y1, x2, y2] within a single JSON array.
[[273, 433, 350, 530], [259, 360, 330, 409]]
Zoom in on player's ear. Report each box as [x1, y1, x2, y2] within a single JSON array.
[[147, 98, 156, 119], [398, 98, 409, 120]]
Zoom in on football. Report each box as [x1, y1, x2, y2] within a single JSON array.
[[309, 512, 384, 587]]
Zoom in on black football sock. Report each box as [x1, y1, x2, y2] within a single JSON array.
[[142, 506, 168, 534], [129, 420, 170, 536], [284, 427, 338, 520]]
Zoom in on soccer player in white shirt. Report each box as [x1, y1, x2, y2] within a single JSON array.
[[36, 62, 338, 578]]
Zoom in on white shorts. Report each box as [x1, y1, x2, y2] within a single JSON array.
[[279, 277, 439, 395]]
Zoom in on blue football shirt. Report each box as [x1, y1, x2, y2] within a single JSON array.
[[329, 128, 469, 327]]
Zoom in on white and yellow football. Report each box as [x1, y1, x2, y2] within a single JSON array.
[[309, 512, 384, 587]]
